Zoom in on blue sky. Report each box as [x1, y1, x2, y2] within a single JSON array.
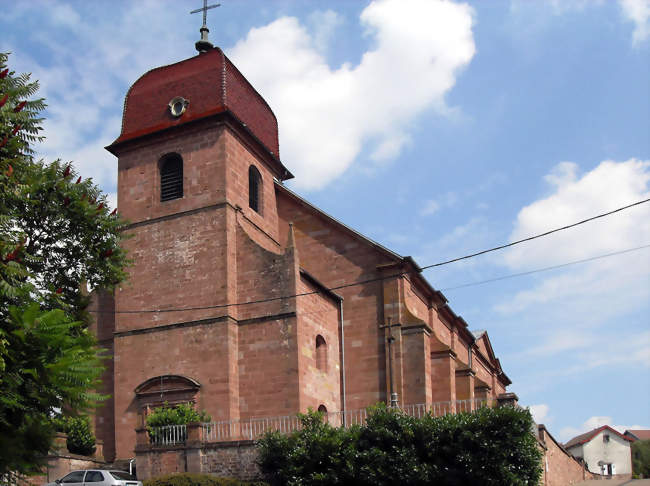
[[2, 0, 648, 442]]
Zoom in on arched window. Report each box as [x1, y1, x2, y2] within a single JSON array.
[[315, 335, 327, 372], [318, 404, 329, 423], [160, 153, 183, 201], [248, 165, 262, 213]]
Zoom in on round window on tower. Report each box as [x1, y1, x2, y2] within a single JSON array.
[[168, 96, 189, 117]]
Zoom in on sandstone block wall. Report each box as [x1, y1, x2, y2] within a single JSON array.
[[135, 442, 260, 482], [295, 274, 341, 413], [538, 425, 594, 486], [23, 434, 106, 486], [200, 441, 260, 482], [136, 448, 187, 479]]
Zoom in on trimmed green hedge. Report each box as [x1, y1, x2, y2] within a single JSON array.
[[257, 404, 542, 486], [143, 473, 267, 486]]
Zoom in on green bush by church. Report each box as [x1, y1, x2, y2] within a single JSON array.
[[257, 404, 542, 486]]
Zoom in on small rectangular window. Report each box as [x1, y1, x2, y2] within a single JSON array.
[[603, 434, 610, 443]]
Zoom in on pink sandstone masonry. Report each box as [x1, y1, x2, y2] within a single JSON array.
[[538, 424, 595, 486], [136, 441, 260, 482], [95, 47, 512, 469], [23, 434, 106, 486]]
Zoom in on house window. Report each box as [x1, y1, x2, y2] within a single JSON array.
[[248, 165, 262, 213], [160, 153, 183, 201], [315, 335, 327, 372], [603, 434, 610, 443]]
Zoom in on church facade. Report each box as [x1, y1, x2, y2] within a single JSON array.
[[92, 46, 511, 463]]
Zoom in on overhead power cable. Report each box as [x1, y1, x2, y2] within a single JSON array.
[[441, 243, 650, 291], [420, 197, 650, 270], [87, 197, 650, 315]]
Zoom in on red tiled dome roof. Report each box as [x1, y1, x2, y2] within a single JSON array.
[[109, 47, 280, 158]]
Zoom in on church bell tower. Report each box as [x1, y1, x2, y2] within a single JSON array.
[[103, 15, 295, 460]]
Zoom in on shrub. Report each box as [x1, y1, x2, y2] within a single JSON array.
[[147, 402, 211, 428], [65, 416, 96, 456], [257, 404, 542, 486], [146, 402, 211, 443], [143, 473, 267, 486]]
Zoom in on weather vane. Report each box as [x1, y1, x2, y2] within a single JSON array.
[[191, 0, 221, 53]]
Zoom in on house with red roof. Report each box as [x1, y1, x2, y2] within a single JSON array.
[[565, 425, 633, 477]]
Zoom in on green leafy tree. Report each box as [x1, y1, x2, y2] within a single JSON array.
[[257, 405, 542, 486], [0, 52, 129, 477], [632, 440, 650, 478]]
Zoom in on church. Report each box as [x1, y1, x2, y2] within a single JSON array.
[[91, 16, 512, 464]]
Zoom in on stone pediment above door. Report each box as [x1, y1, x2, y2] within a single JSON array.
[[134, 374, 201, 409]]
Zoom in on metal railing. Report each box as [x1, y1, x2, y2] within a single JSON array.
[[201, 414, 304, 442], [148, 397, 495, 445], [401, 397, 493, 418], [148, 424, 187, 446]]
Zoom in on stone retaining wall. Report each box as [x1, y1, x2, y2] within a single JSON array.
[[23, 434, 106, 486], [135, 440, 260, 482]]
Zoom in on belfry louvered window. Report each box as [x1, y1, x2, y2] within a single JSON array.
[[160, 154, 183, 201], [249, 165, 262, 213]]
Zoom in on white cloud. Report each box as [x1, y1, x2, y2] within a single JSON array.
[[7, 0, 196, 197], [510, 0, 649, 46], [529, 403, 550, 424], [522, 330, 598, 357], [561, 331, 650, 371], [419, 191, 458, 217], [620, 0, 650, 45], [503, 159, 650, 270], [8, 1, 475, 194], [421, 200, 441, 216], [308, 10, 344, 53], [495, 159, 650, 372], [560, 415, 649, 442], [50, 2, 82, 29], [229, 0, 475, 190], [547, 0, 604, 15]]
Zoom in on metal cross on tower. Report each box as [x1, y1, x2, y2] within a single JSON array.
[[191, 0, 221, 53]]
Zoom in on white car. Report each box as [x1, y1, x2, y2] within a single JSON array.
[[45, 470, 142, 486]]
